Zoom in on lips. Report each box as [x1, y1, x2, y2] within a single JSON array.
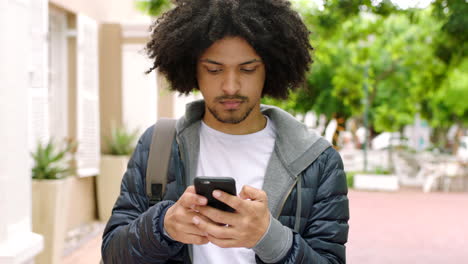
[[220, 100, 243, 110]]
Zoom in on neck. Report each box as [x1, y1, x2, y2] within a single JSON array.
[[202, 104, 267, 135]]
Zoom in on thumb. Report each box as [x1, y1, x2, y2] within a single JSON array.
[[185, 185, 196, 193], [239, 185, 267, 201]]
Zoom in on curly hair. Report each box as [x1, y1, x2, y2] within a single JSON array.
[[145, 0, 312, 99]]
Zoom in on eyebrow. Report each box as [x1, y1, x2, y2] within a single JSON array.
[[200, 59, 262, 66]]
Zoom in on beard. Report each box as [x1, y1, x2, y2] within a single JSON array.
[[206, 95, 255, 124]]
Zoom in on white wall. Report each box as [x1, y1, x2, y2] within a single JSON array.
[[122, 44, 158, 134], [50, 0, 152, 23], [0, 0, 44, 262]]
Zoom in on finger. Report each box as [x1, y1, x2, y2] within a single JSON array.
[[186, 185, 196, 193], [239, 185, 267, 201], [212, 190, 244, 211], [193, 213, 217, 227], [195, 205, 238, 226], [170, 210, 213, 236], [179, 193, 207, 208], [179, 188, 208, 208], [192, 215, 236, 239], [183, 234, 209, 245], [181, 224, 210, 237], [174, 207, 212, 225]]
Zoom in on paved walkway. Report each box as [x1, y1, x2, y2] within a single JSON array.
[[63, 189, 468, 263], [347, 188, 468, 263]]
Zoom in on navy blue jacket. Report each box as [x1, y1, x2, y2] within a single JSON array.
[[102, 102, 349, 263]]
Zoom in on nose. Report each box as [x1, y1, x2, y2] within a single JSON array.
[[221, 70, 240, 95]]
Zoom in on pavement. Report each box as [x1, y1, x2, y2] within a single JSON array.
[[63, 188, 468, 264], [347, 188, 468, 264]]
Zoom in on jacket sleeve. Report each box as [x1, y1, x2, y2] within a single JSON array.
[[264, 148, 349, 264], [101, 126, 185, 263]]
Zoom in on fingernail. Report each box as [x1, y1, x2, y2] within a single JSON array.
[[213, 190, 221, 198], [198, 197, 207, 204], [193, 216, 200, 225]]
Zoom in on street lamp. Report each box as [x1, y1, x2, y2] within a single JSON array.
[[359, 33, 375, 173], [363, 64, 369, 173]]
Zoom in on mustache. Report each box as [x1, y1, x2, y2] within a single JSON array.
[[214, 95, 249, 102]]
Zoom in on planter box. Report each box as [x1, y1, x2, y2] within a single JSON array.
[[354, 174, 399, 192], [97, 155, 129, 222], [32, 177, 72, 264]]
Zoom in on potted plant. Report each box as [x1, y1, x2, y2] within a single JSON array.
[[97, 125, 139, 222], [31, 139, 77, 264]]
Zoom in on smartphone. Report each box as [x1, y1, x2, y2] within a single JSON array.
[[194, 176, 237, 212]]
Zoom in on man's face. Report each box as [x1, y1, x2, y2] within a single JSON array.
[[196, 36, 266, 124]]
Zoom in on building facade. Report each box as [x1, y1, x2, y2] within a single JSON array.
[[0, 0, 199, 262]]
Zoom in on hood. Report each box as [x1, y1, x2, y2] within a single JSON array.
[[176, 100, 329, 177]]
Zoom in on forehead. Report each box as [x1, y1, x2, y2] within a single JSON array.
[[199, 36, 261, 64]]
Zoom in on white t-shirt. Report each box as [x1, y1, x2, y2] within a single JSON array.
[[193, 117, 276, 264]]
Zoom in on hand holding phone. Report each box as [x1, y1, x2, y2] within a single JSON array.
[[163, 186, 210, 245], [194, 176, 237, 212], [191, 184, 271, 248]]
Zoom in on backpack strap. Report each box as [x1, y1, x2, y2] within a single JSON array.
[[146, 118, 177, 206]]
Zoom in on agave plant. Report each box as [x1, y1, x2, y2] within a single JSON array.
[[31, 139, 77, 180], [105, 125, 139, 156]]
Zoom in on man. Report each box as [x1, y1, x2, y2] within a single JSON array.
[[102, 0, 349, 263]]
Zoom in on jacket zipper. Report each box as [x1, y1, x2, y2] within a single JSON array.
[[275, 177, 298, 219], [176, 136, 194, 263], [176, 136, 190, 188]]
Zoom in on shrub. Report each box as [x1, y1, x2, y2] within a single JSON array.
[[104, 125, 139, 156], [31, 139, 77, 180]]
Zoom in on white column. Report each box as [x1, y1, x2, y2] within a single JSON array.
[[0, 0, 44, 263], [76, 14, 101, 177], [121, 23, 158, 133], [122, 43, 158, 133]]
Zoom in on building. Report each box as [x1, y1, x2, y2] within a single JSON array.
[[0, 0, 199, 263]]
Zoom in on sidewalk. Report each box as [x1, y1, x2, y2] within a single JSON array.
[[347, 188, 468, 263], [62, 233, 101, 264], [63, 189, 468, 263]]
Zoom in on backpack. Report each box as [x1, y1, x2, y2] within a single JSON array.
[[100, 119, 177, 264], [146, 118, 177, 206]]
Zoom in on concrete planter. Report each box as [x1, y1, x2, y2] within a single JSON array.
[[97, 155, 129, 222], [354, 174, 399, 192], [32, 177, 72, 264]]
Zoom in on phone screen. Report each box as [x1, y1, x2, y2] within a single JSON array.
[[194, 176, 237, 212]]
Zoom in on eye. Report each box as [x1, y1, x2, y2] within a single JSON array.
[[206, 68, 223, 74], [240, 67, 256, 73]]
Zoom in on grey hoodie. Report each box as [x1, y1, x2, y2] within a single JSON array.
[[174, 100, 332, 262]]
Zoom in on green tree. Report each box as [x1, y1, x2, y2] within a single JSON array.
[[429, 59, 468, 135], [139, 0, 467, 150], [269, 2, 447, 134], [136, 0, 172, 16], [420, 0, 468, 150], [432, 0, 468, 63]]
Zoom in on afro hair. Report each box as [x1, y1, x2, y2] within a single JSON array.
[[145, 0, 312, 99]]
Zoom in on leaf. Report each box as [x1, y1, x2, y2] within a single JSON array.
[[30, 138, 74, 180], [104, 124, 139, 156]]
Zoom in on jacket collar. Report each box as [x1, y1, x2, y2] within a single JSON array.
[[176, 100, 328, 177], [175, 100, 331, 216]]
